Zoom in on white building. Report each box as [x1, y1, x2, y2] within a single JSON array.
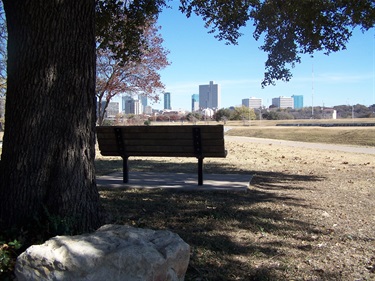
[[272, 96, 294, 109], [201, 108, 214, 118], [242, 97, 262, 109], [199, 81, 220, 110]]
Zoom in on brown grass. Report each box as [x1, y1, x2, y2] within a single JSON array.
[[226, 126, 375, 147], [97, 126, 375, 280]]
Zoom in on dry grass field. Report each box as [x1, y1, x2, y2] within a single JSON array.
[[226, 126, 375, 147], [97, 122, 375, 280], [1, 122, 374, 280]]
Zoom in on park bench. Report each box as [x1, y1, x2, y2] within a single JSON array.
[[96, 125, 227, 185]]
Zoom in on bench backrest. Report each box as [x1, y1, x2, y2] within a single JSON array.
[[96, 125, 226, 158]]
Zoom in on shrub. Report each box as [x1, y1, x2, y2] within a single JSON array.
[[0, 239, 22, 277]]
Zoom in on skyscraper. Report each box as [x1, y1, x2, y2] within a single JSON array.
[[122, 95, 133, 113], [191, 94, 199, 112], [292, 95, 304, 109], [199, 81, 220, 110], [122, 95, 142, 114], [164, 92, 171, 110], [139, 94, 148, 113]]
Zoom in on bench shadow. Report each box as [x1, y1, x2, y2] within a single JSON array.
[[97, 159, 341, 280], [95, 157, 325, 192]]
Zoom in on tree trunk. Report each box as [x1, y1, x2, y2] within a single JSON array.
[[0, 0, 103, 234]]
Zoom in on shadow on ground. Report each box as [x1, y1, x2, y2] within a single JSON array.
[[97, 158, 341, 280]]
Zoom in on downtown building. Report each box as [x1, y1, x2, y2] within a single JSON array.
[[199, 81, 220, 110], [191, 94, 199, 112], [242, 97, 262, 109], [292, 95, 303, 109], [122, 95, 142, 115], [164, 92, 171, 110], [272, 96, 294, 109]]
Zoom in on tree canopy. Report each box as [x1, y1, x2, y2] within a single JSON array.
[[179, 0, 374, 86], [95, 0, 166, 65]]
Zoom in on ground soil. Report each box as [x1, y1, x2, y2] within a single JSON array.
[[99, 135, 375, 280]]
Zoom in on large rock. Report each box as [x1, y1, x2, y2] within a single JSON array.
[[15, 224, 190, 281]]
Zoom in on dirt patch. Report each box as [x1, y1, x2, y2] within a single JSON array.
[[99, 137, 375, 280]]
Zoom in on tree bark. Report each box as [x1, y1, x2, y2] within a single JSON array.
[[0, 0, 103, 233]]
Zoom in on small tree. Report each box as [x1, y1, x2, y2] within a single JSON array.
[[214, 108, 231, 122], [231, 106, 256, 121], [186, 112, 202, 124], [96, 19, 169, 125]]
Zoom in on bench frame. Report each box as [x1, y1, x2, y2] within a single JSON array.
[[96, 125, 227, 185]]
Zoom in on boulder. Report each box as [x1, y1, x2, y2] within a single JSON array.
[[15, 224, 190, 281]]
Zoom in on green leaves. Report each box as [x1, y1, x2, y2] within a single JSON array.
[[0, 239, 22, 275], [179, 0, 257, 44], [96, 0, 167, 65]]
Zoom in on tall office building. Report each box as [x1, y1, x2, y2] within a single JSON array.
[[292, 95, 303, 109], [164, 92, 171, 110], [191, 94, 199, 112], [242, 97, 262, 109], [139, 95, 148, 113], [199, 81, 220, 110], [122, 96, 142, 114], [122, 95, 133, 113], [272, 96, 294, 109]]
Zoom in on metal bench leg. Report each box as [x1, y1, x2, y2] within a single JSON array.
[[123, 156, 129, 183], [198, 157, 203, 186]]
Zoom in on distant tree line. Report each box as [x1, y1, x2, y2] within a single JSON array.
[[212, 104, 375, 121], [262, 104, 375, 120], [104, 104, 375, 126]]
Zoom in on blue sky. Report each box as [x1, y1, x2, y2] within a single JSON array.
[[151, 3, 375, 111]]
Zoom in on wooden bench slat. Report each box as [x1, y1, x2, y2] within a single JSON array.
[[98, 139, 224, 146], [97, 132, 224, 141], [98, 147, 227, 156], [100, 151, 227, 157], [97, 125, 224, 134]]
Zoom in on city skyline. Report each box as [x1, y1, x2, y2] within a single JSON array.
[[154, 3, 375, 111]]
